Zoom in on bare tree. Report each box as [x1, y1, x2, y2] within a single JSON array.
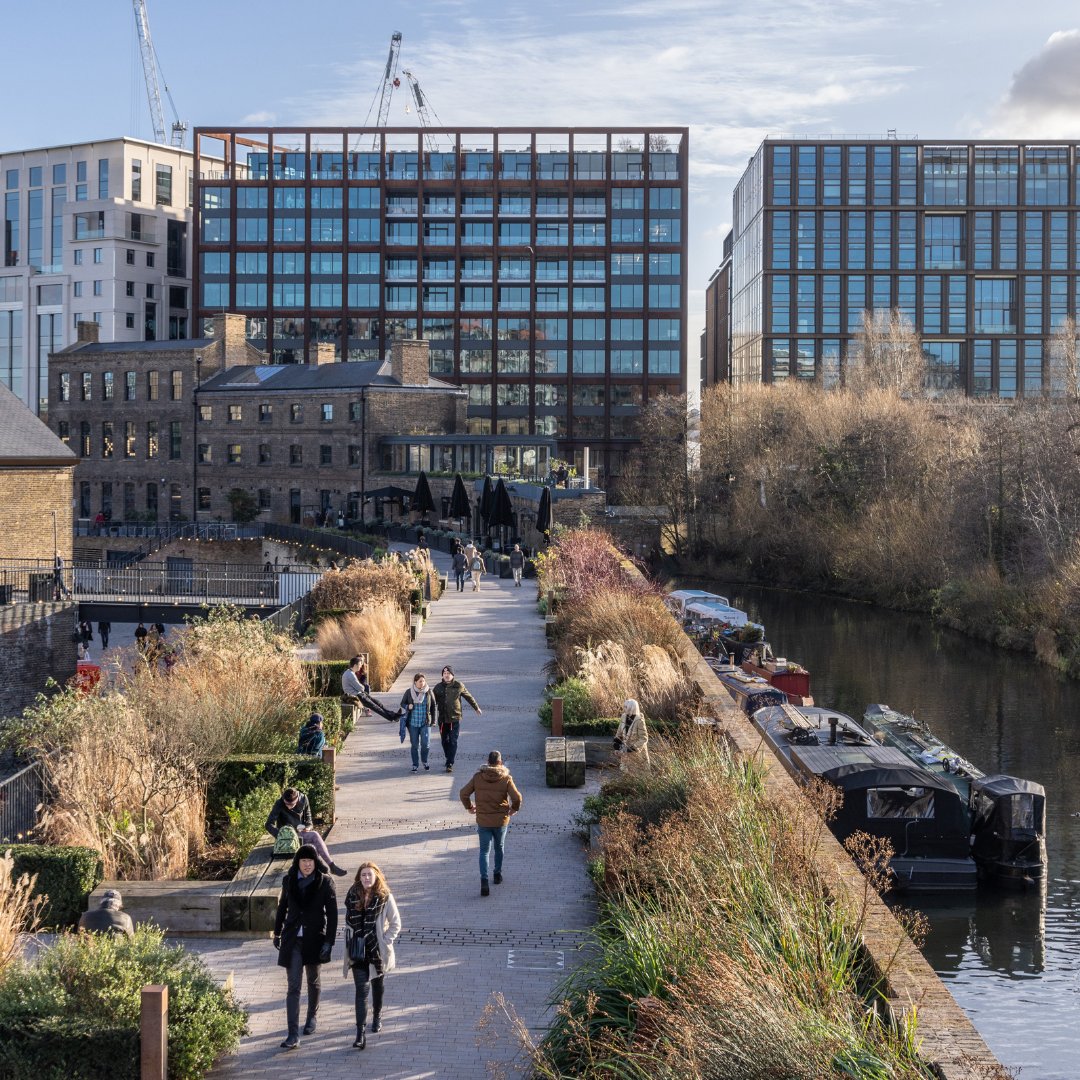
[[845, 309, 927, 396], [1047, 316, 1080, 401]]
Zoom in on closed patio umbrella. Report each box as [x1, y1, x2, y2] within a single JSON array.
[[479, 475, 494, 526], [412, 471, 436, 517], [535, 485, 552, 536], [449, 473, 471, 520], [491, 478, 515, 530]]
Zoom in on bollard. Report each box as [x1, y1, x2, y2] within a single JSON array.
[[140, 984, 168, 1080], [322, 746, 337, 771], [551, 696, 564, 738]]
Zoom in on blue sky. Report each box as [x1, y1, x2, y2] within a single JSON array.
[[5, 0, 1080, 354]]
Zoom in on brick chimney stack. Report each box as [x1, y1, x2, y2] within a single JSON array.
[[313, 342, 336, 366], [76, 321, 100, 344], [391, 339, 430, 386], [208, 313, 249, 369]]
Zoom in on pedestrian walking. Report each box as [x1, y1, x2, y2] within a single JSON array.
[[343, 862, 401, 1049], [469, 550, 486, 592], [398, 672, 437, 773], [77, 888, 134, 937], [265, 787, 349, 876], [459, 750, 523, 896], [273, 845, 338, 1050], [97, 620, 111, 649], [53, 554, 71, 600], [79, 620, 93, 648], [451, 547, 468, 592], [509, 544, 525, 587], [613, 698, 650, 769], [134, 622, 148, 651], [433, 666, 481, 774]]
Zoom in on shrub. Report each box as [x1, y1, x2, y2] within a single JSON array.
[[308, 560, 415, 618], [313, 606, 412, 691], [0, 927, 247, 1080], [0, 850, 44, 973], [538, 678, 600, 730], [303, 659, 350, 697], [221, 783, 280, 860], [4, 845, 102, 929], [207, 755, 335, 827]]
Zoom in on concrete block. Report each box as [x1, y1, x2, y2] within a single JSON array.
[[565, 740, 586, 787], [545, 737, 565, 787]]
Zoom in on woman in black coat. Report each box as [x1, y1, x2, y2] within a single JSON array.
[[273, 844, 338, 1050]]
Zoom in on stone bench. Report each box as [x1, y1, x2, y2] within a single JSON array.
[[545, 737, 586, 788]]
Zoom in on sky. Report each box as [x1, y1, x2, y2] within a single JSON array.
[[4, 0, 1080, 377]]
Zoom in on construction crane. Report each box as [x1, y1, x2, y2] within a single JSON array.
[[132, 0, 187, 147], [366, 31, 403, 150], [403, 70, 443, 152]]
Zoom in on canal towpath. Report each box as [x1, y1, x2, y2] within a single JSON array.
[[187, 545, 599, 1079]]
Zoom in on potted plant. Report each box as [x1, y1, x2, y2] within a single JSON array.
[[498, 554, 512, 579]]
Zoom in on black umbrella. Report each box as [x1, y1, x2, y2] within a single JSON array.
[[491, 478, 516, 529], [535, 485, 552, 535], [479, 476, 494, 525], [412, 471, 436, 515], [449, 473, 471, 520]]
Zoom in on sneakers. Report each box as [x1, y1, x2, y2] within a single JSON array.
[[446, 763, 454, 773], [280, 1037, 299, 1050], [481, 879, 490, 896], [493, 872, 503, 885], [424, 763, 430, 771], [329, 863, 348, 877], [411, 766, 418, 773]]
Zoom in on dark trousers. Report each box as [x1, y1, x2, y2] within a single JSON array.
[[351, 963, 384, 1033], [284, 942, 321, 1039], [99, 631, 109, 648], [440, 722, 460, 766], [455, 570, 466, 591]]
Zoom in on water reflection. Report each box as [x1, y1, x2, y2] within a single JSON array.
[[678, 579, 1080, 1077]]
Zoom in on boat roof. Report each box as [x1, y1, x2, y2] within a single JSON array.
[[816, 759, 964, 794], [668, 589, 727, 604], [972, 774, 1046, 798]]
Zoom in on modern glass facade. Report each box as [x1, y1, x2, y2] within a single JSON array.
[[193, 127, 688, 471], [726, 139, 1080, 396]]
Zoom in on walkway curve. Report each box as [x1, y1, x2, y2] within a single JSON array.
[[191, 545, 598, 1079]]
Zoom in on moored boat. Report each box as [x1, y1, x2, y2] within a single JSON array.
[[739, 641, 812, 705], [715, 668, 788, 716]]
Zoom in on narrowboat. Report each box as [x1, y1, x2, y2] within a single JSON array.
[[753, 704, 978, 891], [715, 668, 788, 716], [739, 641, 813, 705]]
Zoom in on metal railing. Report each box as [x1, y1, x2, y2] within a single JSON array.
[[74, 521, 262, 541], [263, 522, 374, 562], [0, 761, 44, 842]]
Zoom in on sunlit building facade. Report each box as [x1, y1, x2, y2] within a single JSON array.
[[726, 138, 1080, 395], [192, 127, 688, 476]]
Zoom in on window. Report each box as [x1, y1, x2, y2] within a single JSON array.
[[73, 281, 83, 298], [58, 372, 71, 402], [228, 443, 242, 464], [974, 278, 1017, 333], [147, 370, 159, 400], [198, 488, 212, 511], [348, 445, 361, 466], [923, 215, 965, 269], [146, 252, 154, 267], [169, 421, 182, 460], [923, 147, 967, 205], [57, 420, 70, 445], [171, 370, 183, 400], [259, 403, 272, 423], [102, 371, 114, 400], [974, 148, 1018, 205], [198, 443, 212, 463], [1025, 147, 1068, 205], [92, 279, 103, 296], [73, 249, 83, 265], [155, 164, 173, 205], [146, 420, 158, 458], [199, 404, 212, 422], [290, 444, 303, 465], [98, 158, 109, 199], [320, 445, 332, 465], [125, 313, 135, 329], [320, 403, 333, 422], [290, 403, 303, 423], [259, 443, 271, 464], [81, 371, 92, 401], [79, 422, 91, 457], [102, 421, 114, 459]]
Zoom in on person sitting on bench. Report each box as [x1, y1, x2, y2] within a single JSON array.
[[266, 787, 348, 877]]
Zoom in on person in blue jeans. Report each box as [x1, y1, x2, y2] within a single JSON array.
[[459, 750, 523, 896], [451, 548, 468, 592], [398, 672, 437, 773]]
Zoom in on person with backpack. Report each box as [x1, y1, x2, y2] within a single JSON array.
[[398, 672, 437, 773], [433, 665, 481, 774], [451, 547, 468, 592], [459, 750, 523, 896], [265, 787, 348, 877], [297, 713, 327, 757], [469, 550, 487, 592], [273, 845, 338, 1049]]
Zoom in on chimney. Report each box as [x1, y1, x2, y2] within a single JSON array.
[[76, 320, 100, 344], [390, 339, 430, 386], [208, 312, 249, 369], [313, 342, 336, 366]]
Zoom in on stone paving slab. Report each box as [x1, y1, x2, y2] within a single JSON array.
[[192, 547, 600, 1078]]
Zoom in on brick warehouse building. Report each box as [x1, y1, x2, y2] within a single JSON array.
[[192, 127, 688, 481], [46, 315, 547, 526], [709, 137, 1080, 393]]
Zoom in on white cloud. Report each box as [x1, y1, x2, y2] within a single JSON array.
[[984, 29, 1080, 137], [240, 110, 277, 124]]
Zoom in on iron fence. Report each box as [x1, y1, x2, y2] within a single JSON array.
[[0, 761, 43, 842]]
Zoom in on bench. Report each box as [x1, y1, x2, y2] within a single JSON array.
[[545, 737, 586, 788], [220, 836, 289, 932], [88, 880, 225, 934]]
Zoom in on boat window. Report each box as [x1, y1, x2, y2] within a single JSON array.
[[1005, 793, 1037, 830], [866, 787, 935, 819]]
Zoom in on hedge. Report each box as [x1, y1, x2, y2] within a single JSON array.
[[305, 696, 351, 747], [0, 1018, 138, 1080], [303, 659, 350, 697], [4, 844, 103, 928], [538, 678, 600, 731], [207, 755, 335, 827]]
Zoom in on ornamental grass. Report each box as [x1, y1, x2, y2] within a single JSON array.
[[314, 603, 412, 690], [308, 559, 416, 618], [529, 729, 944, 1080], [575, 640, 697, 725], [0, 851, 43, 974]]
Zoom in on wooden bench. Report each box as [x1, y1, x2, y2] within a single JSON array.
[[88, 880, 225, 934], [220, 836, 289, 932], [545, 737, 586, 788]]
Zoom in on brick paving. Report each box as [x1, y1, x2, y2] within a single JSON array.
[[189, 547, 599, 1078]]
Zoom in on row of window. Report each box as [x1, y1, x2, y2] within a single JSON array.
[[202, 186, 681, 212], [200, 217, 680, 245], [59, 419, 181, 460], [768, 273, 1077, 336], [770, 144, 1080, 207], [3, 160, 173, 205], [58, 368, 183, 403]]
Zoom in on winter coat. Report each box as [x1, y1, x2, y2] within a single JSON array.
[[509, 550, 525, 569], [399, 687, 437, 729], [452, 552, 468, 574], [265, 792, 313, 836], [433, 679, 479, 727], [274, 853, 338, 967], [615, 710, 649, 754], [78, 905, 134, 937], [459, 764, 523, 827], [298, 722, 326, 757], [342, 886, 401, 977]]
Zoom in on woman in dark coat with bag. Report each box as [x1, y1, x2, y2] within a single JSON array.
[[273, 844, 338, 1050]]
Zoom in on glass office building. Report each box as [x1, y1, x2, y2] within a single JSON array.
[[726, 138, 1080, 395], [193, 127, 688, 476]]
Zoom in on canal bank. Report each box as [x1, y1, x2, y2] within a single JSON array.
[[680, 578, 1075, 1079]]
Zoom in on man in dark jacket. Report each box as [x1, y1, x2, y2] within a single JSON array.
[[265, 788, 348, 876], [78, 889, 134, 937], [274, 845, 338, 1049], [459, 750, 523, 896], [451, 548, 468, 592], [433, 665, 481, 774]]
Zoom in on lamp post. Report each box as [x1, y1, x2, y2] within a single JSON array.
[[193, 356, 202, 522]]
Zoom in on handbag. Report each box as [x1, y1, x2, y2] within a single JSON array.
[[348, 928, 367, 965]]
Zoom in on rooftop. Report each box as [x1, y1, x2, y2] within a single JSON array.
[[0, 383, 77, 465], [197, 360, 462, 393]]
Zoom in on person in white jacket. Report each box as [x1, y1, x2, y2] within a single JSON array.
[[343, 862, 401, 1049], [614, 698, 650, 768]]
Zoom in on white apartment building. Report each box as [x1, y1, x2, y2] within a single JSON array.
[[0, 137, 196, 415]]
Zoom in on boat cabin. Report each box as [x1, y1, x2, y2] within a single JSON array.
[[665, 589, 730, 619], [715, 669, 787, 716]]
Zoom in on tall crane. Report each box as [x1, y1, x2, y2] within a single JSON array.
[[403, 70, 443, 152], [365, 31, 402, 150], [132, 0, 187, 147]]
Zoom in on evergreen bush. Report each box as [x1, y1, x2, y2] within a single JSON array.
[[207, 756, 335, 827], [3, 845, 103, 928]]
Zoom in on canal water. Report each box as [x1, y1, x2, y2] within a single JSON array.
[[678, 579, 1080, 1078]]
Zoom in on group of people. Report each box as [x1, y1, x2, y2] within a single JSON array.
[[448, 541, 526, 592]]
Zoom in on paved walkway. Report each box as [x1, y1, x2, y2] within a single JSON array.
[[191, 548, 599, 1078]]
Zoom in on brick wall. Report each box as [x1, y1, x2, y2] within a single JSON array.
[[0, 467, 74, 565], [0, 603, 77, 718]]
